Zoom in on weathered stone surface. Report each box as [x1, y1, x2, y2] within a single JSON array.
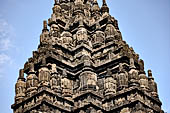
[[11, 0, 164, 113]]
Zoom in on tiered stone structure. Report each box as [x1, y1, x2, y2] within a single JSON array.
[[12, 0, 164, 113]]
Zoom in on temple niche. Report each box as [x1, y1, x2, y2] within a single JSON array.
[[61, 69, 73, 98], [38, 58, 50, 87], [26, 63, 38, 96], [105, 23, 119, 43], [128, 58, 140, 87], [92, 30, 105, 48], [12, 0, 164, 113], [79, 71, 97, 90], [50, 24, 60, 44], [104, 68, 117, 96], [118, 63, 128, 90], [49, 64, 62, 94], [76, 27, 89, 45], [60, 31, 73, 47]]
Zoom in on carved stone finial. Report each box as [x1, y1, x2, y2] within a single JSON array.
[[19, 69, 24, 80], [148, 70, 153, 78], [148, 70, 158, 97], [42, 20, 48, 32], [43, 20, 47, 29], [15, 69, 26, 102], [92, 0, 100, 13], [139, 59, 145, 73], [101, 0, 109, 14]]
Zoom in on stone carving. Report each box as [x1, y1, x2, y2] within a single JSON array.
[[139, 59, 144, 73], [120, 108, 130, 113], [90, 108, 97, 113], [139, 73, 148, 90], [79, 71, 97, 90], [52, 2, 62, 22], [38, 58, 50, 87], [61, 69, 73, 98], [50, 66, 61, 94], [79, 110, 85, 113], [87, 72, 97, 89], [50, 24, 60, 39], [15, 69, 26, 102], [105, 24, 119, 43], [91, 0, 100, 20], [60, 31, 73, 47], [40, 21, 49, 44], [97, 110, 102, 113], [118, 63, 128, 90], [75, 0, 84, 5], [92, 31, 105, 48], [130, 57, 135, 68], [12, 0, 164, 113], [104, 69, 117, 96], [129, 58, 139, 86], [76, 27, 88, 45], [26, 63, 38, 96], [148, 70, 158, 97]]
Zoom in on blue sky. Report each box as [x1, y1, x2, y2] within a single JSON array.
[[0, 0, 169, 113]]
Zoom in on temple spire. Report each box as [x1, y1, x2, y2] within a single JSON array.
[[101, 0, 109, 14]]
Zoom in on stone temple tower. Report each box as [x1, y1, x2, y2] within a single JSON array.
[[11, 0, 164, 113]]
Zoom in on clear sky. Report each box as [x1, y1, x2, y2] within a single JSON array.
[[0, 0, 169, 113]]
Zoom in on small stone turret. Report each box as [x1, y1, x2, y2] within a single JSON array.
[[118, 63, 128, 90], [104, 68, 117, 96], [148, 70, 158, 98], [40, 20, 49, 45], [101, 0, 109, 14], [128, 58, 139, 87], [105, 23, 119, 43], [61, 69, 73, 99], [50, 64, 62, 95], [92, 0, 100, 13], [138, 59, 149, 91], [38, 57, 50, 88], [139, 73, 148, 91], [26, 62, 38, 97], [79, 70, 97, 91], [91, 0, 100, 20], [92, 26, 105, 48], [15, 69, 26, 102], [74, 0, 84, 16], [42, 20, 48, 33]]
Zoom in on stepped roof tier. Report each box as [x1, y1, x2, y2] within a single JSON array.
[[12, 0, 164, 113]]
